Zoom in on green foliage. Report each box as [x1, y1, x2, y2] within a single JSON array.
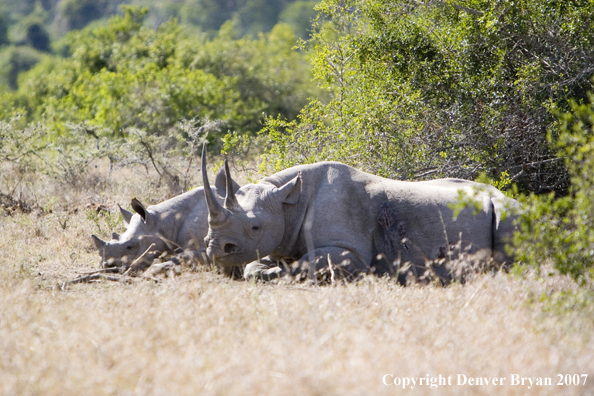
[[58, 0, 108, 31], [263, 0, 594, 192], [262, 1, 430, 177], [515, 94, 594, 285], [179, 0, 290, 36], [2, 8, 236, 134], [189, 21, 315, 132], [179, 0, 236, 34], [0, 7, 314, 142], [279, 1, 318, 39], [0, 5, 9, 46], [0, 46, 47, 90], [24, 21, 51, 52], [85, 206, 125, 239]]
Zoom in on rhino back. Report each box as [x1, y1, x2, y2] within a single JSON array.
[[265, 163, 510, 270], [372, 179, 496, 267], [125, 187, 207, 247]]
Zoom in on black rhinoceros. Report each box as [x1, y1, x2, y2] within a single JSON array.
[[201, 147, 519, 281], [91, 168, 240, 273]]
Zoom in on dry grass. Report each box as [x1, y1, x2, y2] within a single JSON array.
[[1, 167, 593, 396]]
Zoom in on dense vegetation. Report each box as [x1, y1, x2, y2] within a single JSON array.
[[1, 7, 315, 135], [0, 0, 318, 91], [263, 0, 594, 194], [260, 0, 594, 284], [1, 0, 594, 285]]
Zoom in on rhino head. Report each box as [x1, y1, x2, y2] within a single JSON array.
[[201, 144, 301, 268], [91, 200, 164, 269], [91, 154, 240, 270]]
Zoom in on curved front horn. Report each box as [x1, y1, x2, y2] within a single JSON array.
[[201, 143, 228, 224], [223, 159, 239, 211]]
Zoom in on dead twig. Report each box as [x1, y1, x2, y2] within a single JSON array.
[[327, 253, 336, 286], [60, 273, 123, 290], [122, 243, 156, 276], [77, 267, 121, 275]]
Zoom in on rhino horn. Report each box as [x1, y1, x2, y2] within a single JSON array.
[[91, 234, 107, 250], [201, 143, 228, 224], [118, 204, 134, 227], [215, 166, 240, 196], [223, 159, 239, 211]]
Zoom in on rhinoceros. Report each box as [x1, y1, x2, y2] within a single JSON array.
[[91, 168, 240, 274], [201, 151, 519, 282]]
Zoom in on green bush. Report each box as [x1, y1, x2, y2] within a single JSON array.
[[262, 0, 594, 192], [279, 1, 318, 39], [515, 94, 594, 285], [0, 7, 315, 143], [0, 5, 9, 46], [2, 46, 47, 89], [57, 0, 108, 31], [24, 20, 51, 52]]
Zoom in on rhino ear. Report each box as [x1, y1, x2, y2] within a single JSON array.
[[131, 198, 151, 224], [214, 164, 240, 196], [118, 204, 134, 227], [275, 173, 302, 205], [91, 234, 107, 250]]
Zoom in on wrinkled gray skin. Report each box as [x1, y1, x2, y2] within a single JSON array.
[[91, 168, 239, 273], [202, 159, 519, 281]]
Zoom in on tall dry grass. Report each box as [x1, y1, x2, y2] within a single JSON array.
[[0, 165, 593, 396]]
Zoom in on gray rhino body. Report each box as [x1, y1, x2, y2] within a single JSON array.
[[92, 169, 238, 271], [203, 160, 518, 281]]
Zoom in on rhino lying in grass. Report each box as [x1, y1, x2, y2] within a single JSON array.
[[202, 149, 519, 283], [91, 169, 240, 276]]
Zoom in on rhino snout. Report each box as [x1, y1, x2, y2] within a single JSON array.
[[207, 237, 240, 257]]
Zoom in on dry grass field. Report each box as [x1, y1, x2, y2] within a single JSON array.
[[1, 164, 593, 396]]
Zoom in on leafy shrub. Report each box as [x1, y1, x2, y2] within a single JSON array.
[[1, 7, 315, 143], [515, 94, 594, 285], [0, 115, 48, 195], [0, 112, 216, 201], [262, 0, 594, 193], [24, 21, 51, 52], [57, 0, 108, 31], [1, 46, 47, 89], [279, 1, 318, 39], [0, 6, 9, 46]]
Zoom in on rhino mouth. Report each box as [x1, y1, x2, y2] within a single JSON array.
[[207, 243, 251, 267]]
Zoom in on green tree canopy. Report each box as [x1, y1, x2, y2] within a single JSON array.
[[279, 0, 318, 38], [180, 0, 291, 36], [264, 0, 594, 194], [0, 6, 9, 46], [1, 7, 315, 140]]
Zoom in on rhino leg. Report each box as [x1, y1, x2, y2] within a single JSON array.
[[222, 265, 245, 279], [291, 247, 368, 282]]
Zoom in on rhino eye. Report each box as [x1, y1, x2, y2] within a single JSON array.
[[126, 245, 133, 250], [252, 225, 260, 231]]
